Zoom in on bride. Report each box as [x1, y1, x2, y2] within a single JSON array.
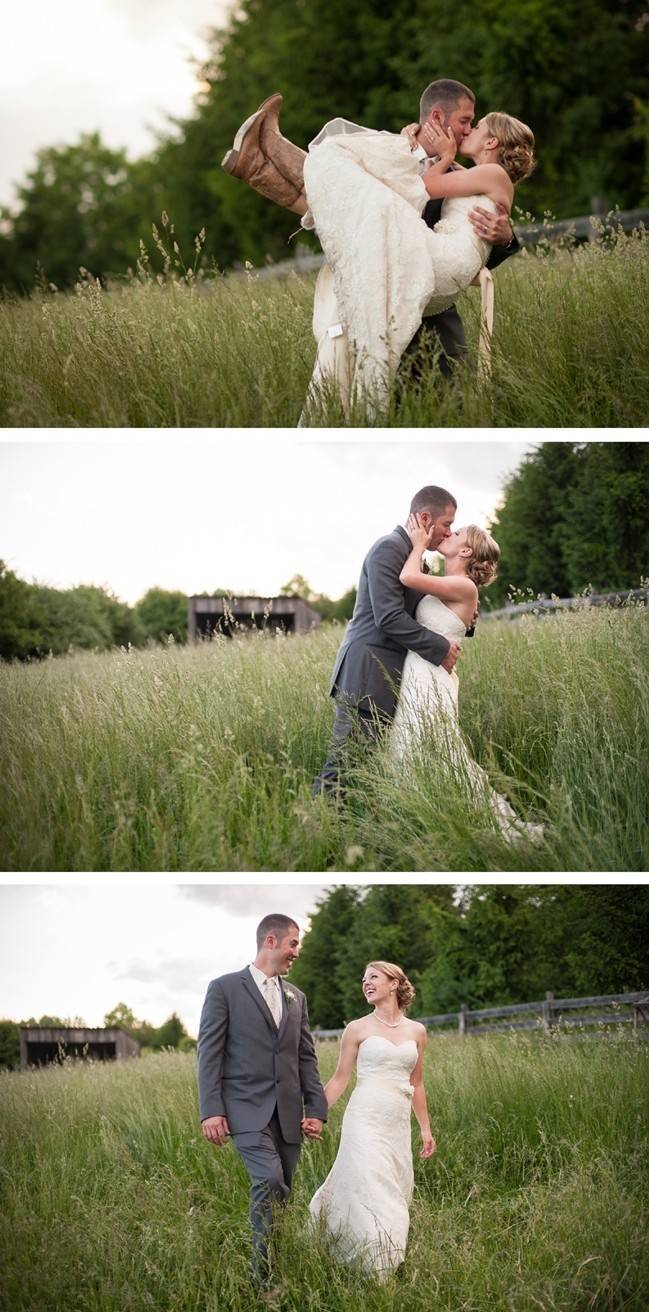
[[393, 515, 544, 843], [308, 960, 435, 1281]]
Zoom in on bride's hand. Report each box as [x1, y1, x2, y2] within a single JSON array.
[[406, 513, 432, 552], [420, 1132, 437, 1159], [419, 120, 456, 161], [400, 122, 421, 151]]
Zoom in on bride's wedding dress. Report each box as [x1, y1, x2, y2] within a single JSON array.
[[392, 595, 544, 843], [302, 124, 495, 411], [309, 1035, 417, 1281]]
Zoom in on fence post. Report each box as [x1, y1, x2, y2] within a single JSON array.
[[542, 991, 554, 1033], [459, 1004, 467, 1037]]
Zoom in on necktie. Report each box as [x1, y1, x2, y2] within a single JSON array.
[[264, 977, 281, 1028]]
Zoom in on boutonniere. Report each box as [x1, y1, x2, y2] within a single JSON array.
[[284, 989, 296, 1005]]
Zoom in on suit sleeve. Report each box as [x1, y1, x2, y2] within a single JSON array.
[[366, 538, 450, 664], [486, 232, 520, 271], [298, 995, 328, 1122], [197, 979, 229, 1121]]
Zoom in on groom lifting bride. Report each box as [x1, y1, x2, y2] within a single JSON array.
[[222, 78, 533, 411]]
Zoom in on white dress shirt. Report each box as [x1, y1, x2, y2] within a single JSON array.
[[249, 962, 283, 1024]]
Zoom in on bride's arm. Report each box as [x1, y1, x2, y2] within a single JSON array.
[[423, 161, 512, 209], [411, 1028, 436, 1158], [400, 523, 477, 608], [322, 1023, 361, 1108]]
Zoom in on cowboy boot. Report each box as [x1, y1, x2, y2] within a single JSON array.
[[222, 93, 307, 216]]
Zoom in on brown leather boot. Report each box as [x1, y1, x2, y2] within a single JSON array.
[[222, 93, 307, 216]]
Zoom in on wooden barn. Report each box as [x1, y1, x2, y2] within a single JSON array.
[[19, 1026, 140, 1070], [188, 594, 321, 640]]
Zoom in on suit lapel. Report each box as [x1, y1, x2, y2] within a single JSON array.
[[240, 969, 278, 1035], [277, 980, 295, 1041]]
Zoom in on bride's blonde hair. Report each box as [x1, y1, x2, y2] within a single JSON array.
[[366, 961, 416, 1011], [484, 112, 536, 183], [465, 525, 500, 587]]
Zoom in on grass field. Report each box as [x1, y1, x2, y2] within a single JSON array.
[[1, 1034, 648, 1311], [0, 227, 647, 427], [1, 603, 648, 872]]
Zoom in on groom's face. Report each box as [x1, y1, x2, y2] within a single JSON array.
[[422, 504, 456, 548], [429, 96, 475, 151], [271, 927, 300, 974]]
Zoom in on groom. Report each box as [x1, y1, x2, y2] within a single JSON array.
[[313, 484, 461, 796], [198, 914, 327, 1295]]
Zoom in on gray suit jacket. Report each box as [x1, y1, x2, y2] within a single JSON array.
[[329, 525, 450, 716], [197, 968, 327, 1143]]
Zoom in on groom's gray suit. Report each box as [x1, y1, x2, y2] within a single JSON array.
[[313, 524, 450, 793], [198, 968, 327, 1279]]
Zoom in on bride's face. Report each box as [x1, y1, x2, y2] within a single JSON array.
[[438, 526, 469, 559], [462, 117, 496, 159], [362, 967, 395, 1005]]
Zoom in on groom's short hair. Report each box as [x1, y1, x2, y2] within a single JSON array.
[[410, 485, 457, 516], [256, 913, 299, 948], [419, 79, 475, 123]]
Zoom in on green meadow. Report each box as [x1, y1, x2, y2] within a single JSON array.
[[1, 603, 647, 872], [1, 1034, 647, 1311], [0, 227, 647, 427]]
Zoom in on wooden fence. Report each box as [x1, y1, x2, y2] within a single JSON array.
[[482, 587, 648, 622], [247, 206, 649, 281], [313, 990, 649, 1041]]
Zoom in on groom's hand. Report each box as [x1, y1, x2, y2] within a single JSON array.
[[301, 1117, 324, 1140], [469, 201, 514, 247], [440, 641, 460, 675], [201, 1115, 231, 1147]]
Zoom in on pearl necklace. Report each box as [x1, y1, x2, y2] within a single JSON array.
[[373, 1013, 405, 1029]]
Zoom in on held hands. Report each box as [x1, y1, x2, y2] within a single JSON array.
[[301, 1117, 324, 1140], [420, 1133, 437, 1160], [468, 201, 513, 246], [202, 1115, 230, 1147]]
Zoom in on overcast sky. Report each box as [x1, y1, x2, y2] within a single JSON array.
[[1, 0, 231, 208], [0, 883, 331, 1032], [1, 439, 535, 603]]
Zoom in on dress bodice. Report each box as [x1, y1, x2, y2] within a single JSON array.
[[414, 593, 467, 643], [356, 1035, 418, 1097], [435, 193, 496, 259]]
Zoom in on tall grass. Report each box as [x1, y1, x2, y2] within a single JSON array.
[[1, 604, 647, 871], [1, 1035, 648, 1311], [0, 227, 647, 426]]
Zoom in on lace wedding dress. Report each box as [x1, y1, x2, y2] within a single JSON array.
[[309, 1035, 418, 1281], [392, 595, 544, 843], [302, 125, 495, 412]]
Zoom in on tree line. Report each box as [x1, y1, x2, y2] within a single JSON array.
[[484, 442, 649, 608], [0, 0, 647, 292], [0, 570, 357, 661], [289, 885, 649, 1029], [0, 1001, 195, 1072]]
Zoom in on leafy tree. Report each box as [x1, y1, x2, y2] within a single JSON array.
[[0, 1020, 20, 1070], [289, 886, 361, 1027], [135, 588, 188, 643], [486, 442, 649, 607]]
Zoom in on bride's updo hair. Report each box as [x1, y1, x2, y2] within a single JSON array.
[[465, 525, 500, 588], [485, 112, 536, 183], [366, 961, 416, 1012]]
